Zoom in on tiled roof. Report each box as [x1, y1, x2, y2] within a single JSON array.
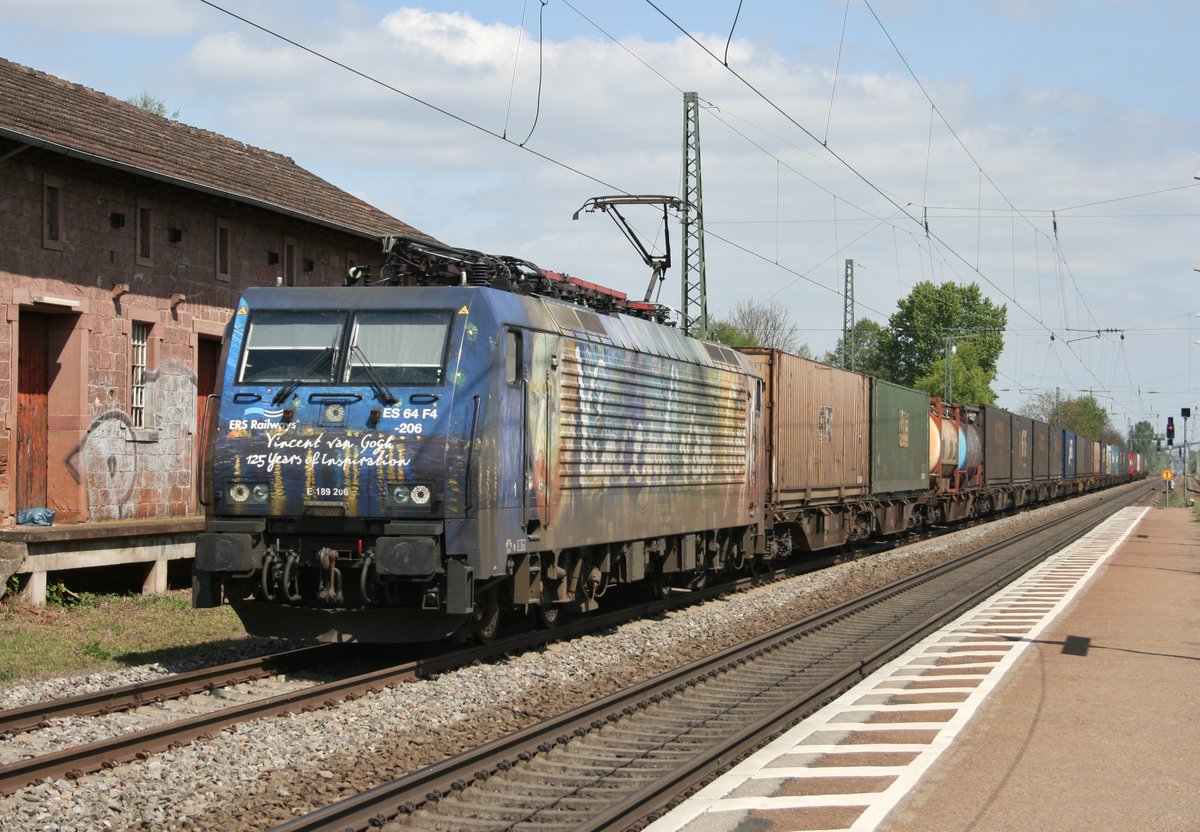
[[0, 57, 430, 242]]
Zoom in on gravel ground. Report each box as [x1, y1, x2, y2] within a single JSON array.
[[0, 486, 1141, 831]]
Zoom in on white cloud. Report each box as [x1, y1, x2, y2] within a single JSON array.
[[0, 0, 205, 35], [2, 1, 1196, 418]]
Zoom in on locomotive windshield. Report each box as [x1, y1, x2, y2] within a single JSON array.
[[345, 311, 453, 386], [235, 309, 454, 387], [238, 311, 343, 384]]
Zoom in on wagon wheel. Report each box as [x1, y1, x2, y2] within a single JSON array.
[[468, 586, 501, 644], [649, 566, 680, 600], [531, 598, 561, 629]]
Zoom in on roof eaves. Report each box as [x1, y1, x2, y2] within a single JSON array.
[[0, 125, 393, 247]]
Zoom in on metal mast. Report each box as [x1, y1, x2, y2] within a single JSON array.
[[681, 91, 707, 338], [842, 258, 855, 369]]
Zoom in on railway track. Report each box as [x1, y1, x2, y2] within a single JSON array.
[[272, 482, 1151, 832], [0, 553, 841, 797], [0, 483, 1151, 813]]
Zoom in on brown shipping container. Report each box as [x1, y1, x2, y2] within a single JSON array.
[[1049, 428, 1063, 478], [1077, 437, 1096, 475], [745, 349, 869, 504], [1011, 414, 1033, 483], [981, 405, 1013, 485], [1032, 420, 1050, 480]]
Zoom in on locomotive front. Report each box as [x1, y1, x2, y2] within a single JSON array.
[[194, 286, 479, 642]]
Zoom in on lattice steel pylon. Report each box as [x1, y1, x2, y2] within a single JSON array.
[[681, 91, 707, 338], [842, 258, 855, 370]]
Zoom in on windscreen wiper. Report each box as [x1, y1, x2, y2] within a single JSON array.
[[350, 345, 399, 405], [271, 347, 335, 405]]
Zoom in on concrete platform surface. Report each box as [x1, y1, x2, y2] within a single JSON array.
[[879, 506, 1199, 832], [646, 505, 1200, 832]]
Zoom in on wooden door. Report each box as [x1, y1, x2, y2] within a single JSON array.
[[196, 337, 220, 441], [17, 313, 50, 512]]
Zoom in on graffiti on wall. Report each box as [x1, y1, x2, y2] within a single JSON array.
[[65, 360, 196, 520]]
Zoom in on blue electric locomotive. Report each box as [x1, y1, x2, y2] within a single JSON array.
[[194, 237, 764, 642]]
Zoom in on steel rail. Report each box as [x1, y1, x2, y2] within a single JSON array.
[[581, 483, 1151, 830], [0, 643, 342, 736], [0, 554, 826, 797], [270, 482, 1150, 832]]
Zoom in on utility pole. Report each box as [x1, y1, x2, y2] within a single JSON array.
[[943, 337, 955, 402], [1183, 407, 1191, 507], [842, 259, 855, 370], [680, 91, 707, 338]]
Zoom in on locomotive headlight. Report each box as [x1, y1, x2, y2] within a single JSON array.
[[324, 402, 346, 424], [391, 485, 411, 504], [228, 481, 269, 504], [410, 485, 431, 505]]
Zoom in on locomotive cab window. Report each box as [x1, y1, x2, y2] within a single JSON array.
[[345, 311, 453, 386], [505, 330, 523, 385], [238, 311, 344, 384]]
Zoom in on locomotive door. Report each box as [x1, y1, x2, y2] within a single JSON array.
[[500, 329, 545, 541]]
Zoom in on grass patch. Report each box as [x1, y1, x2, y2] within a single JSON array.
[[0, 589, 249, 685]]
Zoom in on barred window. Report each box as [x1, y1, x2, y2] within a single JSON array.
[[131, 321, 151, 427]]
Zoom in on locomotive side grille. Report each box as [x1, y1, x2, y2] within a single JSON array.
[[557, 344, 749, 490]]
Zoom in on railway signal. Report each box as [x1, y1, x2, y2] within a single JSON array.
[[1167, 417, 1175, 447]]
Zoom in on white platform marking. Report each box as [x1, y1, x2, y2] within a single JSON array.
[[644, 506, 1149, 832]]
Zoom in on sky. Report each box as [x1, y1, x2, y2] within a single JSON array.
[[2, 0, 1198, 434]]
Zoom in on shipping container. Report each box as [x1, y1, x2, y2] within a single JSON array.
[[982, 405, 1013, 485], [1032, 420, 1050, 481], [1077, 437, 1097, 476], [870, 379, 930, 494], [745, 349, 869, 504], [1062, 430, 1077, 478], [1011, 414, 1033, 483], [1049, 428, 1064, 479]]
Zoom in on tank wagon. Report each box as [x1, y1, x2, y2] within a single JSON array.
[[193, 236, 1142, 643]]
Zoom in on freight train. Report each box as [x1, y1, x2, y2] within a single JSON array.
[[193, 235, 1144, 643]]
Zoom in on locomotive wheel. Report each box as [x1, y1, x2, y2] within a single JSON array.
[[531, 600, 560, 629], [468, 588, 501, 644]]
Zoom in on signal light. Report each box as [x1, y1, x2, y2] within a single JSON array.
[[1167, 416, 1175, 446]]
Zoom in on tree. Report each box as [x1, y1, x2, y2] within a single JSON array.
[[824, 319, 887, 377], [1018, 389, 1067, 424], [707, 319, 760, 348], [881, 281, 1006, 401], [709, 299, 810, 357], [915, 339, 998, 405], [1127, 420, 1157, 457], [125, 90, 179, 120], [1021, 391, 1116, 439]]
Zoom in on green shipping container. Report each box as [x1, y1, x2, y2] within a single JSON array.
[[870, 379, 931, 494]]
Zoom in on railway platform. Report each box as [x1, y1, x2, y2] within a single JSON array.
[[646, 504, 1200, 832]]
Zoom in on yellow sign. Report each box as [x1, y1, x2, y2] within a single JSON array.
[[1162, 469, 1174, 481]]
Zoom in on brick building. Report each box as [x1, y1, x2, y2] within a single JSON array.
[[0, 58, 430, 601]]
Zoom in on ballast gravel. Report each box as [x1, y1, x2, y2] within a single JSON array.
[[0, 486, 1139, 832]]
